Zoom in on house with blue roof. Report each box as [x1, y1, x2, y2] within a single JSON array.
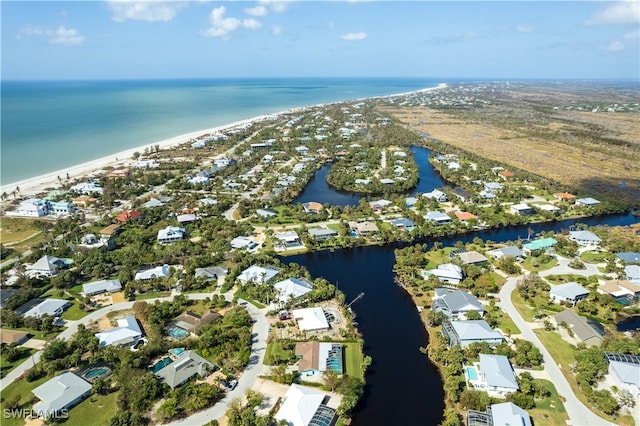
[[389, 217, 416, 231], [475, 354, 519, 397], [549, 282, 589, 306], [432, 289, 484, 320], [467, 402, 532, 426], [617, 252, 640, 264], [522, 237, 557, 255], [442, 320, 504, 347]]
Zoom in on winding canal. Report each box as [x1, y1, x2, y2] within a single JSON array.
[[288, 145, 639, 426]]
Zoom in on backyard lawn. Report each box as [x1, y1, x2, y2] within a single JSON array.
[[343, 342, 364, 379], [522, 256, 558, 272], [263, 341, 294, 365], [61, 300, 90, 321], [528, 379, 569, 426], [0, 347, 35, 379], [0, 374, 50, 426], [66, 391, 118, 426]]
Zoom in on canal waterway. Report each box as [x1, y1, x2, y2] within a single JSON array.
[[288, 145, 639, 425]]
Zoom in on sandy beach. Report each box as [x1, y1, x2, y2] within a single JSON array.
[[1, 83, 447, 198]]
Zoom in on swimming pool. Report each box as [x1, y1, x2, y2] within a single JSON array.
[[85, 367, 109, 379], [152, 357, 174, 373], [167, 325, 189, 340], [78, 364, 113, 382], [465, 366, 479, 381], [170, 347, 185, 356]]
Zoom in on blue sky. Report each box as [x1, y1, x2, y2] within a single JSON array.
[[2, 1, 639, 80]]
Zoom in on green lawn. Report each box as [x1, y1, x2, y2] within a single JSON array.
[[0, 375, 50, 426], [135, 291, 171, 300], [0, 347, 36, 379], [343, 342, 363, 379], [529, 379, 569, 426], [263, 341, 295, 365], [522, 256, 558, 272], [61, 300, 90, 320], [233, 291, 266, 309], [66, 391, 118, 426], [580, 251, 615, 264], [489, 271, 507, 286]]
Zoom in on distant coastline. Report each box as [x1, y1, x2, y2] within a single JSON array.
[[1, 82, 446, 196]]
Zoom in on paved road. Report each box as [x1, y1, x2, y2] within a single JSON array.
[[0, 290, 269, 426], [498, 277, 613, 426]]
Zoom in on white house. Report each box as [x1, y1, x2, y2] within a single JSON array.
[[606, 353, 640, 397], [26, 255, 70, 277], [32, 372, 92, 418], [575, 197, 600, 207], [510, 203, 535, 216], [424, 263, 464, 285], [21, 299, 70, 318], [274, 384, 336, 426], [157, 226, 185, 244], [549, 282, 589, 306], [474, 354, 519, 397], [273, 277, 314, 303], [292, 307, 330, 332], [273, 231, 303, 248], [9, 198, 50, 217], [432, 289, 484, 320], [82, 279, 122, 296], [135, 264, 170, 281], [423, 189, 448, 202], [237, 265, 280, 284], [70, 181, 103, 194], [569, 230, 601, 246], [95, 315, 143, 347]]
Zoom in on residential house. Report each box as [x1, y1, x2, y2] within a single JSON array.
[[26, 255, 70, 277], [442, 320, 504, 348], [0, 329, 30, 346], [292, 307, 330, 332], [569, 230, 601, 246], [82, 279, 122, 296], [70, 181, 103, 194], [625, 265, 640, 284], [498, 170, 515, 179], [478, 190, 497, 200], [575, 197, 601, 207], [405, 197, 418, 208], [349, 221, 379, 236], [454, 211, 478, 222], [8, 198, 50, 217], [142, 198, 164, 208], [302, 202, 324, 214], [553, 310, 604, 347], [452, 188, 473, 203], [483, 182, 504, 192], [274, 277, 314, 303], [170, 310, 221, 335], [616, 252, 640, 264], [473, 354, 519, 397], [274, 231, 303, 248], [116, 210, 143, 223], [369, 199, 392, 211], [432, 288, 484, 320], [424, 211, 452, 225], [553, 192, 576, 201], [134, 264, 170, 281], [390, 218, 416, 231], [424, 263, 464, 285], [230, 236, 255, 250], [71, 196, 98, 208], [549, 282, 589, 306], [605, 353, 640, 397], [32, 372, 92, 418], [487, 246, 523, 260], [49, 201, 74, 215], [195, 266, 229, 280], [191, 140, 206, 149], [177, 213, 199, 225], [307, 228, 338, 241], [157, 226, 185, 244], [95, 315, 143, 347], [295, 342, 343, 376], [510, 203, 535, 216], [597, 280, 640, 305], [522, 237, 557, 255], [467, 402, 532, 426], [256, 208, 278, 219], [237, 265, 280, 284], [274, 384, 336, 426], [19, 298, 70, 319], [456, 251, 489, 266], [380, 178, 395, 185], [536, 203, 561, 213], [423, 189, 448, 203], [154, 350, 215, 389]]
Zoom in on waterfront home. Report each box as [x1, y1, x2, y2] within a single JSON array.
[[26, 255, 71, 277], [308, 227, 338, 241], [452, 188, 473, 203], [442, 320, 504, 348], [390, 217, 416, 231], [157, 226, 185, 244], [424, 211, 452, 225], [369, 199, 392, 211], [349, 221, 379, 236], [134, 264, 170, 281], [617, 252, 640, 264], [486, 246, 523, 260], [295, 342, 343, 376], [467, 402, 531, 426], [32, 372, 92, 418], [423, 263, 464, 285], [423, 189, 448, 202], [49, 201, 74, 215], [553, 192, 576, 201], [549, 282, 589, 306], [8, 198, 50, 217], [274, 277, 314, 303], [432, 288, 484, 320], [170, 310, 221, 335], [82, 279, 122, 296], [536, 203, 561, 213], [405, 197, 418, 207], [575, 197, 601, 206], [134, 159, 160, 169], [455, 251, 489, 266], [454, 211, 478, 222], [498, 170, 515, 179], [237, 265, 280, 284], [95, 315, 143, 347], [195, 266, 229, 280], [302, 202, 324, 214], [71, 196, 98, 208], [522, 237, 557, 255], [191, 140, 206, 149], [292, 307, 330, 332], [274, 231, 303, 248], [275, 384, 336, 426], [478, 190, 497, 200], [509, 203, 535, 216], [569, 230, 601, 246], [19, 298, 70, 318], [380, 178, 395, 185], [154, 350, 214, 389], [605, 353, 640, 397], [70, 181, 103, 194], [473, 354, 519, 397], [597, 280, 640, 305], [625, 265, 640, 284], [116, 209, 143, 223], [553, 310, 604, 347]]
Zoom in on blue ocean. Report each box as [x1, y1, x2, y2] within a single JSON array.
[[1, 78, 442, 185]]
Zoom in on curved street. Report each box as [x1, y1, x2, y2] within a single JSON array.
[[0, 291, 269, 425], [498, 277, 613, 426]]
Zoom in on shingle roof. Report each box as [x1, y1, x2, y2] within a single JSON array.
[[155, 350, 215, 388]]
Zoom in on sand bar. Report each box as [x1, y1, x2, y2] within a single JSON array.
[[1, 84, 447, 197]]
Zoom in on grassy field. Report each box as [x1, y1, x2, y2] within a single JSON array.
[[343, 342, 364, 379], [528, 379, 569, 426], [66, 391, 118, 426], [0, 217, 43, 244], [263, 341, 294, 365], [0, 347, 36, 379], [521, 256, 558, 272], [0, 375, 50, 426], [60, 300, 90, 321], [580, 251, 615, 264]]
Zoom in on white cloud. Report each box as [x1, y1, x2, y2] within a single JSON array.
[[18, 25, 85, 45], [606, 41, 625, 51], [624, 29, 640, 39], [244, 5, 268, 16], [340, 32, 367, 41], [516, 25, 533, 33], [585, 0, 640, 25], [202, 6, 262, 39], [107, 1, 184, 22], [257, 0, 290, 14], [272, 25, 282, 35]]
